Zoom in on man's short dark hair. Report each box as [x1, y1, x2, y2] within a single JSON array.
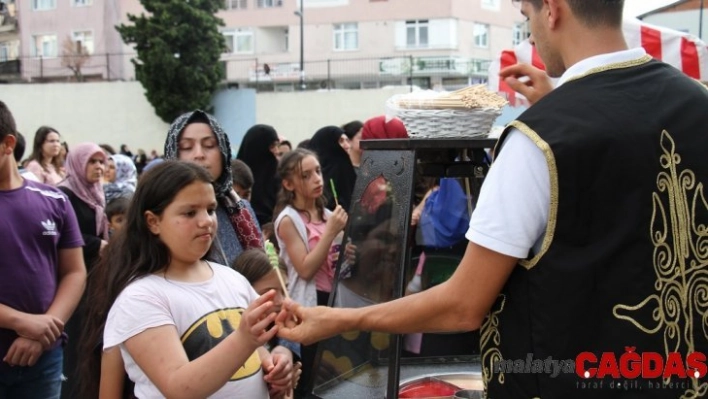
[[231, 159, 254, 189], [14, 131, 26, 162], [524, 0, 624, 28], [0, 101, 17, 142]]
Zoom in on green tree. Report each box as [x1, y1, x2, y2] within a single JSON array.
[[117, 0, 226, 123]]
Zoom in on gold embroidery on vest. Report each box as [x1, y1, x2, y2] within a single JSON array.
[[507, 121, 558, 270], [613, 130, 708, 399], [481, 294, 507, 391], [563, 55, 652, 84]]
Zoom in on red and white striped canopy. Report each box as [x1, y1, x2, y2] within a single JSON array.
[[488, 18, 708, 106]]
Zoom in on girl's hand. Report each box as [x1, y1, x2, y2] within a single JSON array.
[[325, 205, 348, 237], [264, 350, 294, 395], [237, 290, 279, 350]]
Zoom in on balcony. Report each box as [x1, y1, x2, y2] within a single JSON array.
[[0, 15, 17, 33]]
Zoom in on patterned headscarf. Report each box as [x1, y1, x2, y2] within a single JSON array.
[[164, 110, 233, 199], [103, 154, 137, 203], [164, 110, 263, 252], [59, 142, 108, 239]]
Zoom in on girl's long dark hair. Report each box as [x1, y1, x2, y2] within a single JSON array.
[[273, 148, 326, 223], [77, 161, 213, 399], [30, 126, 63, 173]]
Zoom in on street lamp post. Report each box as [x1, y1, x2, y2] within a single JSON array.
[[700, 0, 705, 40], [295, 1, 305, 90]]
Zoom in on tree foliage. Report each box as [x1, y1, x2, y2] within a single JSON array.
[[117, 0, 226, 123], [61, 36, 90, 82]]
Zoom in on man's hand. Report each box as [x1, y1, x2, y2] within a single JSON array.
[[14, 314, 63, 349], [3, 337, 43, 367], [499, 63, 554, 105], [276, 300, 345, 346]]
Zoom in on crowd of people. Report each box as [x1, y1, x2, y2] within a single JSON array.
[[0, 100, 390, 399], [3, 1, 708, 398]]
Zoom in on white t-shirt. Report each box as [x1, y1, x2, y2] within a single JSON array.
[[466, 48, 648, 259], [103, 263, 269, 399]]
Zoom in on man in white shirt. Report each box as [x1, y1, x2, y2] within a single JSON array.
[[278, 1, 708, 397]]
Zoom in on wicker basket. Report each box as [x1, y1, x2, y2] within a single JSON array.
[[393, 106, 501, 139], [385, 95, 502, 139]]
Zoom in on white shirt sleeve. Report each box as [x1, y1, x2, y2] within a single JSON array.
[[466, 128, 550, 259], [103, 288, 175, 350]]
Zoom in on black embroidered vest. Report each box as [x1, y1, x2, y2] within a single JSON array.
[[482, 57, 708, 398]]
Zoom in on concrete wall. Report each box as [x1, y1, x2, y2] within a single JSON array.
[[0, 81, 411, 157], [2, 81, 169, 155]]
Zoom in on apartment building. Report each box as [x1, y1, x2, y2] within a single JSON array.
[[0, 0, 20, 81], [218, 0, 527, 91], [12, 0, 527, 88], [16, 0, 131, 82]]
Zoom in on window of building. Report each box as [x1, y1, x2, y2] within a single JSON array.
[[406, 20, 429, 48], [31, 34, 57, 57], [512, 21, 529, 46], [72, 30, 94, 54], [333, 23, 358, 51], [32, 0, 56, 11], [225, 0, 247, 9], [224, 29, 254, 53], [72, 0, 92, 6], [257, 0, 282, 8], [473, 23, 489, 48], [0, 43, 9, 62], [481, 0, 500, 11]]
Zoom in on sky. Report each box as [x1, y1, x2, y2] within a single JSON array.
[[624, 0, 680, 17]]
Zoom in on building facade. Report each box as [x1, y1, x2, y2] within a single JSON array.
[[218, 0, 526, 91], [639, 0, 707, 41], [11, 0, 526, 88], [16, 0, 130, 82], [0, 0, 20, 81]]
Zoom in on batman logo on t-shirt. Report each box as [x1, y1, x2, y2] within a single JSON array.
[[181, 307, 261, 381]]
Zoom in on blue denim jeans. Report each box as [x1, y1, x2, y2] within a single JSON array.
[[0, 346, 63, 399]]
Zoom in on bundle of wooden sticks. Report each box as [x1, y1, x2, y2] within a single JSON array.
[[395, 85, 508, 110]]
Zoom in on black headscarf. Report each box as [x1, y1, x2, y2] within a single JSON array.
[[164, 110, 264, 253], [236, 124, 280, 225], [164, 110, 233, 198], [309, 126, 357, 211]]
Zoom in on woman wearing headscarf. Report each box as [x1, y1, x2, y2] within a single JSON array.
[[342, 120, 363, 170], [164, 110, 263, 264], [236, 124, 281, 226], [308, 126, 357, 212], [103, 154, 137, 203], [56, 142, 108, 399], [58, 142, 109, 267]]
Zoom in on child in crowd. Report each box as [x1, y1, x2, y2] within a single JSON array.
[[106, 196, 130, 237], [273, 148, 348, 396], [231, 158, 254, 202], [79, 161, 288, 399], [261, 222, 280, 253], [233, 247, 302, 399]]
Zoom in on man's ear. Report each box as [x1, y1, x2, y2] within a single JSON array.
[[545, 0, 561, 29], [2, 134, 16, 156], [145, 211, 161, 235]]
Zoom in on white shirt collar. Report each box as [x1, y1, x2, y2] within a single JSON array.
[[557, 47, 648, 87]]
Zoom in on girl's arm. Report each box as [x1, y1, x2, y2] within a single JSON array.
[[99, 347, 125, 399], [122, 291, 278, 399], [277, 207, 346, 281]]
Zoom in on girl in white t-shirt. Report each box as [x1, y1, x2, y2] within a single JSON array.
[[99, 161, 280, 399]]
